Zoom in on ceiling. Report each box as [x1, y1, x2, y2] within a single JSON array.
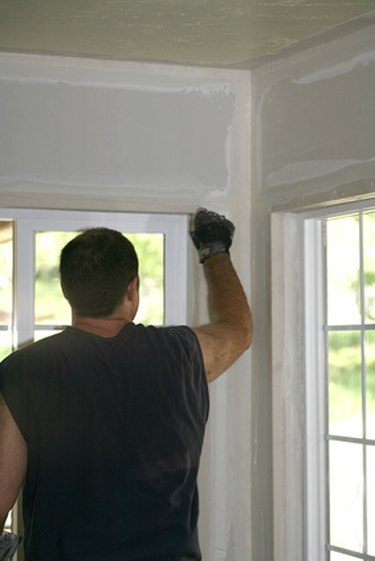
[[0, 0, 375, 69]]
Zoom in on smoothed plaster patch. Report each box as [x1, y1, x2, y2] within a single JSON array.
[[0, 77, 234, 193]]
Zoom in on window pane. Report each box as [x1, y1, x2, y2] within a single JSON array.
[[328, 331, 362, 437], [34, 329, 63, 342], [34, 231, 164, 339], [0, 221, 13, 360], [5, 511, 12, 532], [363, 211, 375, 324], [368, 445, 375, 556], [366, 331, 375, 440], [35, 232, 75, 328], [126, 233, 164, 325], [329, 441, 363, 552], [327, 216, 360, 326]]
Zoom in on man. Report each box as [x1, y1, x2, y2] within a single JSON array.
[[0, 208, 252, 560]]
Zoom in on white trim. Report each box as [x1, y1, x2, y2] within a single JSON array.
[[13, 219, 35, 348], [271, 212, 306, 561], [163, 217, 188, 326], [304, 218, 327, 561]]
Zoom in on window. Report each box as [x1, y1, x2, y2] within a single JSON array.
[[324, 210, 375, 559], [271, 200, 375, 561], [0, 208, 188, 543]]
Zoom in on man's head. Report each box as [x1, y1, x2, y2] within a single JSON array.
[[60, 228, 139, 318]]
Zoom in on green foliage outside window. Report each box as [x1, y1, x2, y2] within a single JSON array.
[[327, 211, 375, 438]]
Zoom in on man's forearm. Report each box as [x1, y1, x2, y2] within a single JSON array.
[[203, 252, 252, 347], [193, 252, 252, 381]]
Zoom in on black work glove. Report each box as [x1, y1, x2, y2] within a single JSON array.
[[190, 208, 235, 263]]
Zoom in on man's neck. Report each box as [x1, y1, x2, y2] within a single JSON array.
[[72, 314, 132, 338]]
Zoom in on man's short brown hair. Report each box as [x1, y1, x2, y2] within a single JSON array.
[[60, 228, 139, 318]]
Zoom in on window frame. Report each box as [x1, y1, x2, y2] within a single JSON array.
[[271, 198, 375, 561]]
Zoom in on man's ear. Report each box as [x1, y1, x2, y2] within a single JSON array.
[[126, 276, 139, 301]]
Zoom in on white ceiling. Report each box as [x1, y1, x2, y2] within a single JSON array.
[[0, 1, 375, 69]]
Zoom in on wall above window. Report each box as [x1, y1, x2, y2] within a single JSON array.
[[253, 24, 375, 198], [0, 53, 250, 214]]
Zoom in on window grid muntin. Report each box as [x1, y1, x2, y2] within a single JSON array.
[[324, 209, 375, 560], [328, 545, 375, 561]]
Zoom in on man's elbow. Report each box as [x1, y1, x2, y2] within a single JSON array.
[[227, 309, 253, 353], [245, 329, 253, 351], [242, 328, 253, 353], [233, 320, 253, 358], [240, 312, 253, 351]]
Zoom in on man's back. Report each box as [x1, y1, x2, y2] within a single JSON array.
[[0, 323, 208, 561]]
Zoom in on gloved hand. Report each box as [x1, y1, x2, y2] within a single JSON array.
[[190, 208, 235, 263]]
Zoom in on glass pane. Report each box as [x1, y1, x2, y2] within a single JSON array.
[[329, 441, 363, 552], [35, 232, 77, 328], [363, 211, 375, 324], [368, 445, 375, 555], [0, 221, 13, 360], [34, 329, 64, 342], [367, 331, 375, 440], [0, 331, 13, 361], [5, 511, 12, 532], [328, 331, 362, 437], [35, 231, 164, 340], [330, 553, 358, 561], [327, 215, 360, 326], [126, 233, 164, 325]]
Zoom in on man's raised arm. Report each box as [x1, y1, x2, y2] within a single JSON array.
[[191, 209, 253, 382]]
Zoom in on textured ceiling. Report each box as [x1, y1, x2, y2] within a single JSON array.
[[0, 1, 374, 68]]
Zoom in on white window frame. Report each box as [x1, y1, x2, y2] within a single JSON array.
[[271, 210, 307, 561], [0, 208, 188, 348], [271, 198, 375, 561], [304, 216, 327, 561]]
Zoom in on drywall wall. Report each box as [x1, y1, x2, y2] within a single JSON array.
[[0, 53, 249, 212], [2, 81, 230, 191], [251, 23, 375, 561], [253, 23, 375, 205], [258, 52, 375, 192], [0, 53, 252, 561]]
